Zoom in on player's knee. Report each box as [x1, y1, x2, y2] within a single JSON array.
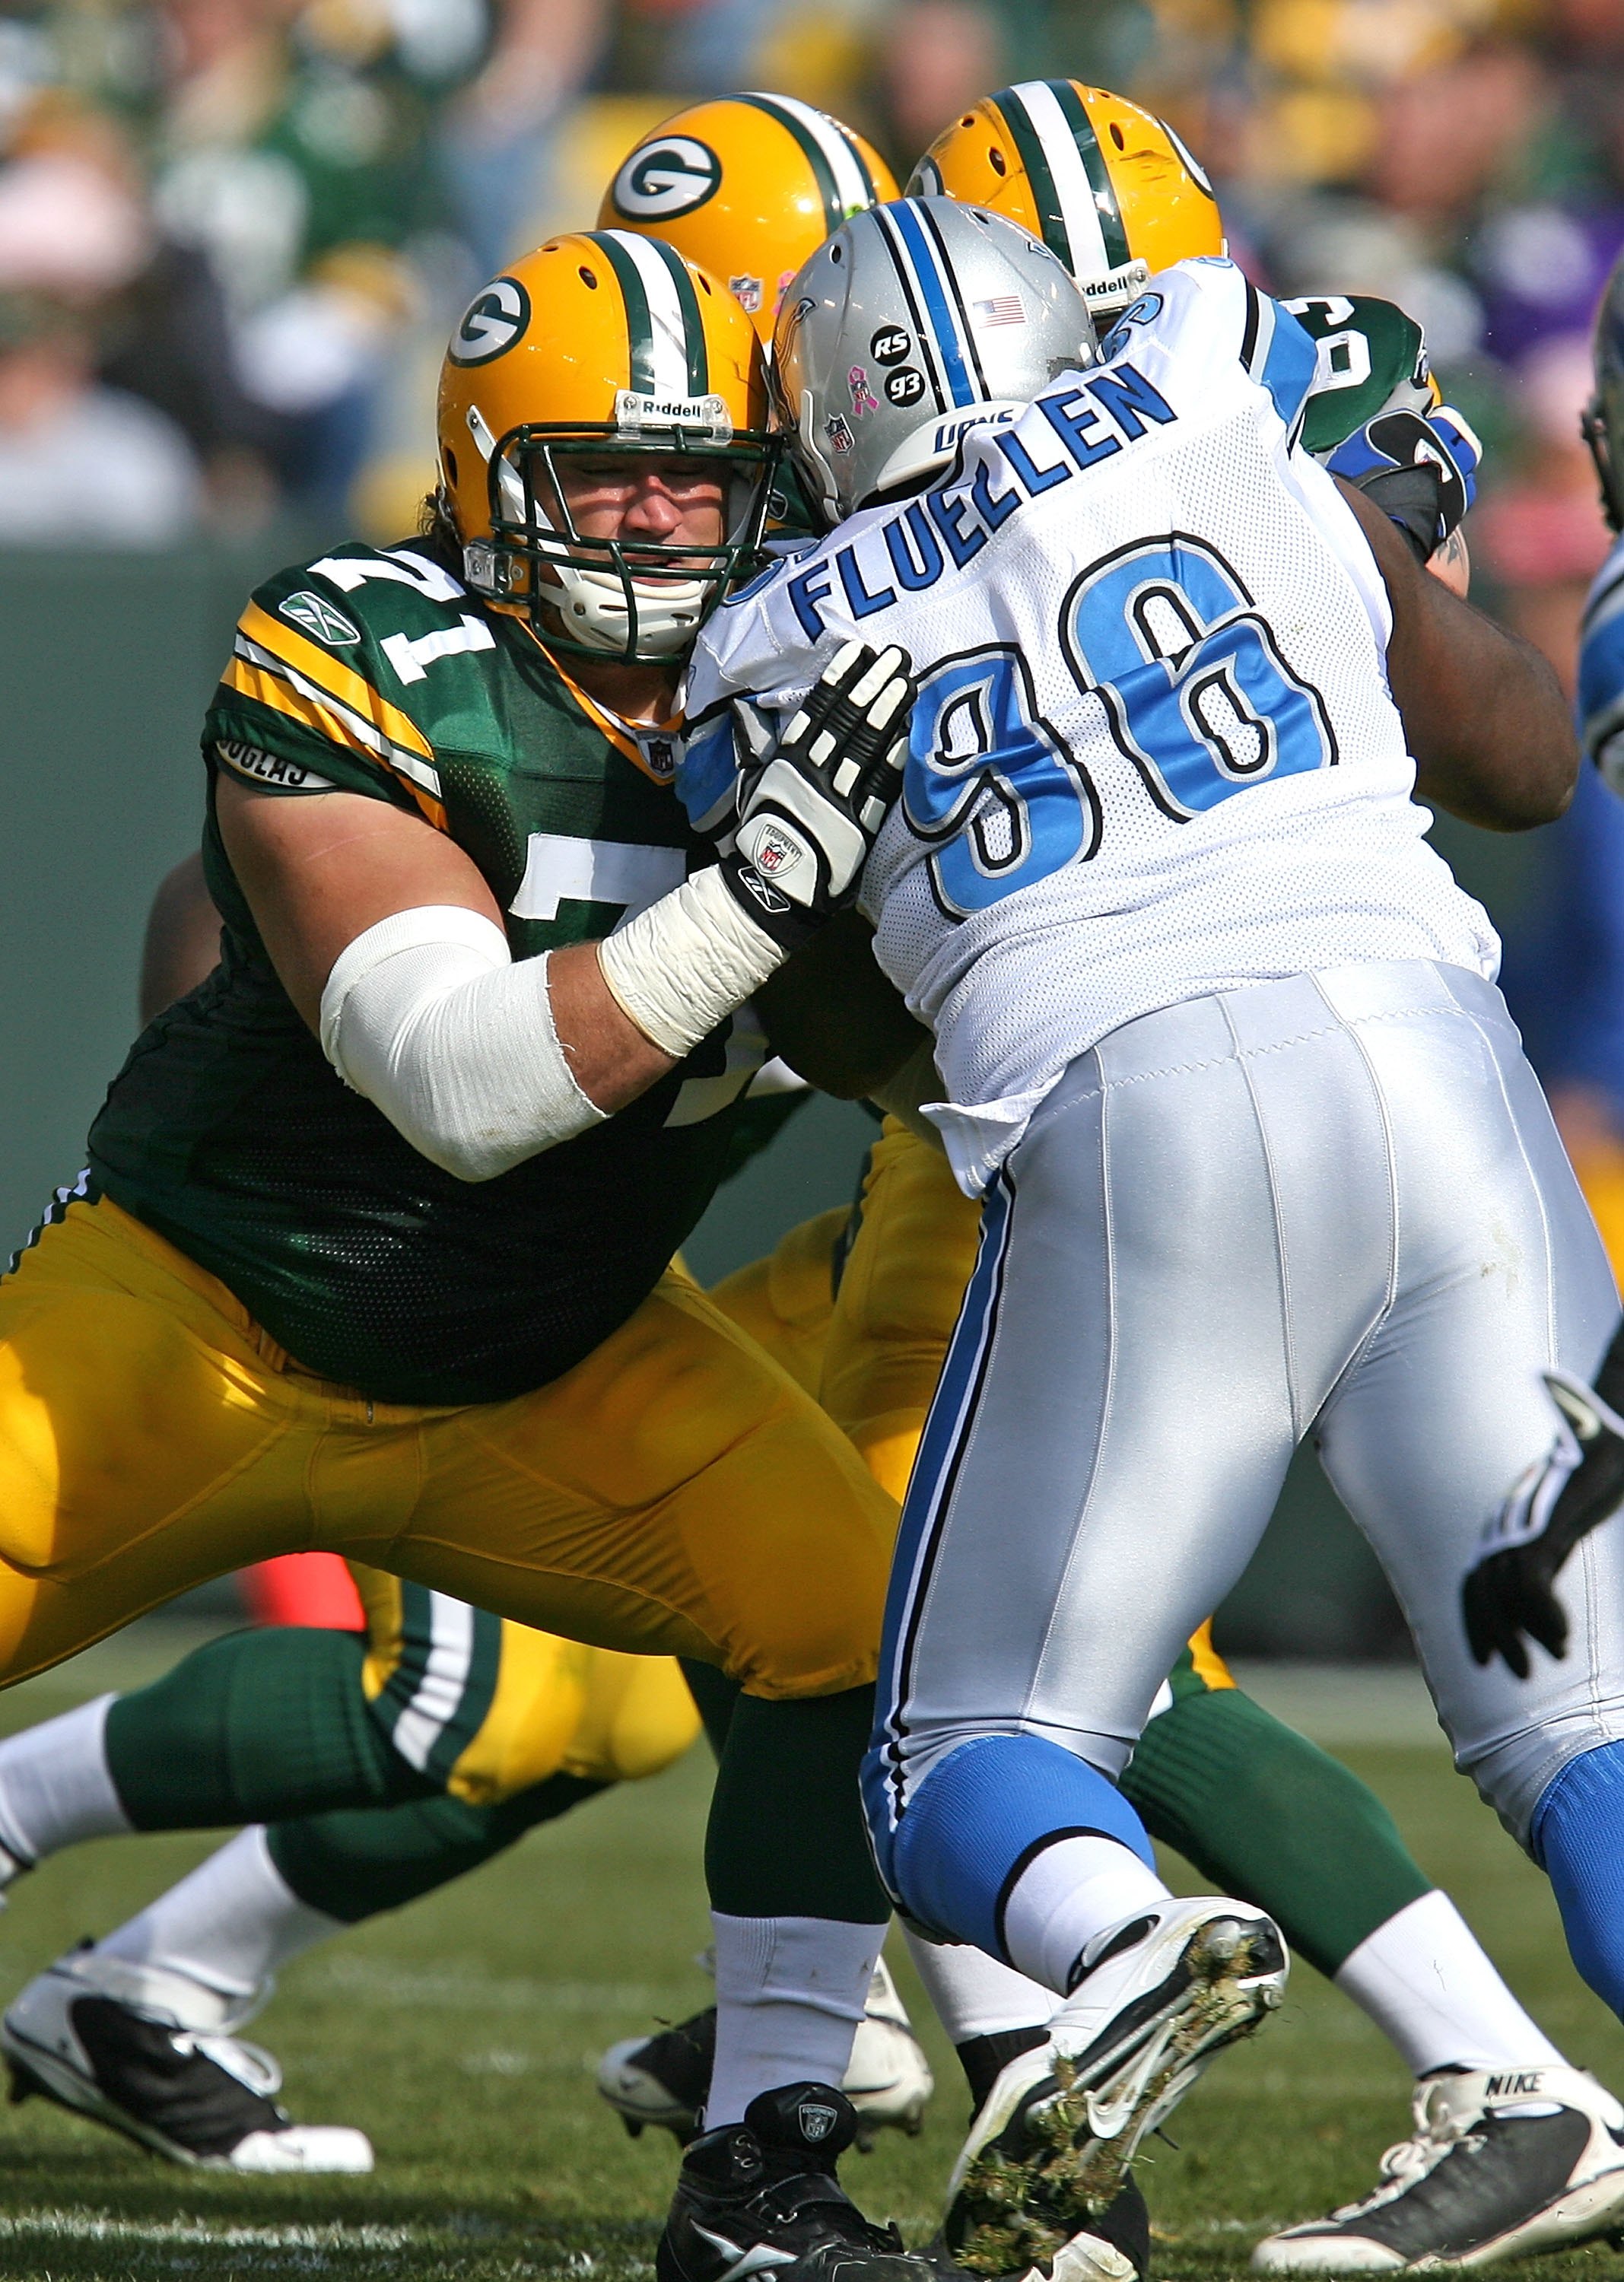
[[568, 1653, 702, 1783], [1469, 1715, 1624, 1854]]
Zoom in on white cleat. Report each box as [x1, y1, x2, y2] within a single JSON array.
[[599, 1956, 934, 2149], [1251, 2064, 1624, 2271], [2, 1949, 373, 2172], [945, 1898, 1288, 2279]]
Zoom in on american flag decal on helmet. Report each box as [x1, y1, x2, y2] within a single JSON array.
[[974, 295, 1025, 326]]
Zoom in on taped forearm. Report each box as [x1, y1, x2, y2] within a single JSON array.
[[597, 864, 787, 1058], [319, 906, 605, 1181]]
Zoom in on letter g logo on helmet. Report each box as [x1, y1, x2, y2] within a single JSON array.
[[611, 136, 723, 220], [449, 277, 532, 367]]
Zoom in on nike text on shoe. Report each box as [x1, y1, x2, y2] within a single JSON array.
[[601, 1961, 934, 2149], [2, 1953, 373, 2172], [658, 2081, 938, 2282], [945, 1899, 1288, 2279], [1251, 2064, 1624, 2271]]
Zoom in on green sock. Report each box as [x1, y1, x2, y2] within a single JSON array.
[[267, 1777, 607, 1923], [705, 1686, 889, 1922], [682, 1657, 740, 1759], [104, 1627, 431, 1830], [1121, 1685, 1431, 1978]]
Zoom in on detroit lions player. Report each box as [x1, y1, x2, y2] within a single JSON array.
[[686, 201, 1613, 2261]]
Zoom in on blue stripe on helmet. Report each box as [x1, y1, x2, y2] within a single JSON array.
[[888, 200, 977, 409]]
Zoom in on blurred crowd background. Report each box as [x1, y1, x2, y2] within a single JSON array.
[[9, 0, 1624, 1653]]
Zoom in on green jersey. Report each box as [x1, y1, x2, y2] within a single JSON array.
[[88, 539, 768, 1407], [1283, 293, 1436, 458]]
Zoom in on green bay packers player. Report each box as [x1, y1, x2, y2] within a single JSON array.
[[0, 223, 949, 2282], [0, 100, 936, 2186]]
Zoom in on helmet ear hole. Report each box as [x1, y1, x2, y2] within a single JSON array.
[[1110, 121, 1125, 148], [579, 266, 598, 288], [443, 447, 459, 488], [990, 147, 1006, 175]]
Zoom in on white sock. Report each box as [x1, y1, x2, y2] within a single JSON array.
[[1335, 1889, 1565, 2077], [902, 1924, 1057, 2041], [1000, 1835, 1171, 1994], [0, 1696, 129, 1866], [707, 1913, 884, 2128], [96, 1827, 342, 2024]]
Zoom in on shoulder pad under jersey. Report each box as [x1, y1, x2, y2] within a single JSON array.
[[211, 541, 497, 828]]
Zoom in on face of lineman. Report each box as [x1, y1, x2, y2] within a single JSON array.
[[553, 453, 728, 563]]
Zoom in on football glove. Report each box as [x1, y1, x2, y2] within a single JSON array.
[[1325, 405, 1481, 564], [1462, 1368, 1624, 1677], [720, 640, 914, 950]]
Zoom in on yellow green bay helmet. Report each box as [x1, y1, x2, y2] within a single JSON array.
[[599, 93, 900, 348], [911, 81, 1225, 324], [436, 230, 776, 663]]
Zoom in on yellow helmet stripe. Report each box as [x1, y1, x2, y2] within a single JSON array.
[[737, 91, 871, 230], [596, 230, 708, 398]]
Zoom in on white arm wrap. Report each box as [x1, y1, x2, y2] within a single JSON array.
[[318, 905, 605, 1183], [597, 864, 787, 1060]]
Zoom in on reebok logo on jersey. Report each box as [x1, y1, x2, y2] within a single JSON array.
[[279, 590, 360, 647], [215, 741, 335, 792]]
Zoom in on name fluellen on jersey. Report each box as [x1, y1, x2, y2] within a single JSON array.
[[787, 363, 1177, 639]]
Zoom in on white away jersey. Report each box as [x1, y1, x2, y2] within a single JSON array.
[[685, 260, 1498, 1190]]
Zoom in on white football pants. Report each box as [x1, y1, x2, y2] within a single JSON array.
[[874, 960, 1622, 1852]]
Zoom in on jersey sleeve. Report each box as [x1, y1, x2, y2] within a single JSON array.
[[1282, 294, 1436, 458], [204, 549, 454, 831], [1101, 259, 1320, 441], [1580, 542, 1624, 774]]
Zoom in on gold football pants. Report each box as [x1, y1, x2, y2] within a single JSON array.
[[719, 1120, 1235, 1698], [0, 1196, 894, 1699]]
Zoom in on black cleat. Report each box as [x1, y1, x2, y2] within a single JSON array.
[[659, 2081, 936, 2282], [2, 1951, 371, 2171], [1251, 2066, 1624, 2271], [602, 1963, 932, 2150]]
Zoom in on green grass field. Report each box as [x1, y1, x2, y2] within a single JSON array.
[[0, 1638, 1619, 2282]]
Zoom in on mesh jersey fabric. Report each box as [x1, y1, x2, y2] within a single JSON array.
[[87, 537, 759, 1406], [687, 259, 1496, 1193]]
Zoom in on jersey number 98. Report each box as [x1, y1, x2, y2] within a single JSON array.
[[904, 536, 1337, 918]]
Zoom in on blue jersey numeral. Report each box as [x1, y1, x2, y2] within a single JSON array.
[[902, 537, 1335, 919], [1063, 536, 1336, 818], [903, 649, 1099, 917]]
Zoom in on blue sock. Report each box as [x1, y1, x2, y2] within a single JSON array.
[[1532, 1741, 1624, 2019], [871, 1731, 1155, 1957]]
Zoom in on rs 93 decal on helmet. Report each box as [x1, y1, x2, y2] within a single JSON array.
[[611, 135, 723, 220], [449, 276, 532, 367]]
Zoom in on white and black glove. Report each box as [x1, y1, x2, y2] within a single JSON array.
[[720, 640, 914, 951], [1463, 1352, 1624, 1677]]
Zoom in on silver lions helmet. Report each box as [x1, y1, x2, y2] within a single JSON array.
[[1585, 250, 1624, 535], [773, 196, 1097, 526]]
